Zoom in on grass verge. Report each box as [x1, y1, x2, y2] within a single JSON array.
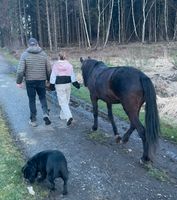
[[87, 130, 110, 144], [0, 47, 18, 66], [148, 167, 170, 182], [0, 110, 47, 200]]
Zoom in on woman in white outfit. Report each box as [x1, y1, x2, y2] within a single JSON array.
[[50, 52, 80, 126]]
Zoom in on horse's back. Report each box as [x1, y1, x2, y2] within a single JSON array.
[[110, 66, 145, 94]]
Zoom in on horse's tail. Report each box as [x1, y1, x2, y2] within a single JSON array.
[[141, 75, 160, 155]]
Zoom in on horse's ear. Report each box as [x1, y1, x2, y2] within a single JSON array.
[[80, 57, 84, 63], [88, 56, 91, 59]]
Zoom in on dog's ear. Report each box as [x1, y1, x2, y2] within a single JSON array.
[[21, 164, 26, 173]]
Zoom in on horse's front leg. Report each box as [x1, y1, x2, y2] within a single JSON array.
[[107, 103, 121, 143], [91, 97, 98, 131]]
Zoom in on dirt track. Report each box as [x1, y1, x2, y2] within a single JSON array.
[[0, 52, 177, 200]]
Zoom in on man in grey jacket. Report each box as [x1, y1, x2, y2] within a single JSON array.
[[16, 38, 51, 127]]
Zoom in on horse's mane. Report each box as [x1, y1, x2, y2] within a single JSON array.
[[82, 59, 105, 86]]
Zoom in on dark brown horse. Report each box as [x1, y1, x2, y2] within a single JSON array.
[[80, 57, 160, 163]]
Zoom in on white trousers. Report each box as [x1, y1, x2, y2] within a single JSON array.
[[55, 83, 72, 121]]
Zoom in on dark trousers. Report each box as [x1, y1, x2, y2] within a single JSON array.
[[26, 80, 49, 121]]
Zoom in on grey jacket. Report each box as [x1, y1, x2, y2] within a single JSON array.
[[16, 46, 51, 84]]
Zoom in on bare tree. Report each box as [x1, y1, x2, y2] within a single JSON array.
[[86, 0, 92, 41], [18, 0, 24, 46], [142, 0, 155, 43], [65, 0, 69, 45], [80, 0, 91, 48], [37, 0, 43, 46], [131, 0, 139, 40], [95, 0, 101, 48], [2, 0, 177, 49], [46, 0, 52, 51], [164, 0, 169, 41], [103, 0, 114, 47], [154, 0, 157, 42], [53, 0, 57, 51], [117, 0, 121, 43], [173, 10, 177, 40]]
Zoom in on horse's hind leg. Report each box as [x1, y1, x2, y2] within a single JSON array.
[[122, 100, 142, 143], [107, 103, 121, 142], [91, 96, 98, 131], [122, 124, 135, 143], [129, 114, 150, 163]]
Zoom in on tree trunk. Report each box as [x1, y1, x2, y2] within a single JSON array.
[[65, 0, 69, 45], [18, 0, 24, 46], [95, 0, 101, 48], [131, 0, 139, 40], [36, 0, 43, 46], [53, 0, 57, 51], [103, 0, 114, 47], [23, 0, 28, 45], [154, 0, 157, 42], [142, 0, 146, 43], [80, 0, 91, 48], [142, 0, 155, 43], [164, 0, 169, 41], [117, 0, 121, 43], [86, 0, 92, 41], [173, 10, 177, 40], [45, 0, 52, 51]]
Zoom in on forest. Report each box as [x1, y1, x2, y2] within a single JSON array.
[[0, 0, 177, 50]]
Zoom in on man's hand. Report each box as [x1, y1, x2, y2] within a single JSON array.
[[49, 84, 56, 91], [16, 83, 23, 88]]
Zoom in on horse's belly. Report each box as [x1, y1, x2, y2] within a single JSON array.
[[99, 92, 120, 103]]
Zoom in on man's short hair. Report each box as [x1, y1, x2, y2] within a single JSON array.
[[28, 38, 38, 46]]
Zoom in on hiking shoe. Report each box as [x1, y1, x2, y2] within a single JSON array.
[[29, 120, 38, 127], [67, 118, 73, 126], [43, 115, 51, 125]]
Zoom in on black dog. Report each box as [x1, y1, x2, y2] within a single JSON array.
[[22, 150, 68, 195]]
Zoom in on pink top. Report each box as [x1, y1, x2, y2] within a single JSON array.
[[50, 60, 76, 84], [52, 60, 73, 76]]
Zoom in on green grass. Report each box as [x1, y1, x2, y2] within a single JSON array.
[[147, 166, 172, 183], [87, 130, 109, 144], [0, 110, 47, 200], [0, 48, 18, 66]]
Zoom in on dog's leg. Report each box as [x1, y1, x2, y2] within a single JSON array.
[[37, 171, 47, 183], [47, 171, 55, 191], [61, 172, 68, 195], [62, 178, 68, 195]]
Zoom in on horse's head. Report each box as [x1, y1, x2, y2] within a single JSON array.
[[80, 56, 91, 64], [80, 57, 98, 87]]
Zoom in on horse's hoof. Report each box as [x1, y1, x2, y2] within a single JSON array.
[[62, 190, 68, 195], [139, 158, 144, 165], [139, 158, 152, 168], [92, 126, 97, 131], [50, 187, 56, 192], [115, 135, 121, 143], [121, 137, 129, 144]]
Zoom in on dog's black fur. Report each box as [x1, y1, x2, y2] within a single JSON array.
[[22, 150, 68, 195]]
